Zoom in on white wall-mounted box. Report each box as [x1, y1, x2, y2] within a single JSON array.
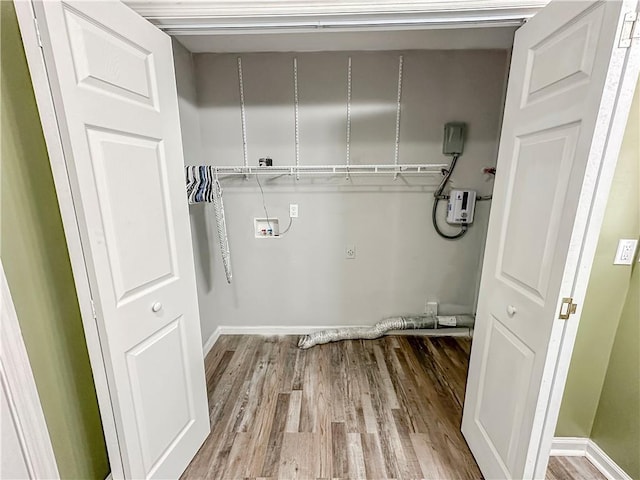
[[254, 218, 280, 238]]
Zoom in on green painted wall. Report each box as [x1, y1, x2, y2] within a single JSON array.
[[0, 2, 109, 478], [592, 260, 640, 479], [555, 81, 639, 475], [556, 86, 640, 438]]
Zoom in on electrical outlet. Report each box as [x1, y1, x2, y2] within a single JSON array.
[[289, 204, 299, 218], [345, 245, 356, 259], [614, 239, 638, 265], [425, 301, 438, 316]]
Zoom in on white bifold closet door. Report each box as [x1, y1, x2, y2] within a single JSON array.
[[32, 1, 209, 479], [463, 1, 638, 479]]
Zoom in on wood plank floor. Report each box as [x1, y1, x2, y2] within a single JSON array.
[[546, 456, 606, 480], [182, 334, 600, 480], [182, 335, 480, 479]]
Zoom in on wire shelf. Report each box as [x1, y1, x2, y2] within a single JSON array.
[[201, 164, 448, 177]]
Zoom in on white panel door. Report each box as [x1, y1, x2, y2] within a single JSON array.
[[462, 1, 637, 479], [32, 2, 209, 478]]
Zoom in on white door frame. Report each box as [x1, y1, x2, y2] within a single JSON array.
[[13, 1, 639, 478], [123, 0, 548, 32], [1, 260, 60, 479]]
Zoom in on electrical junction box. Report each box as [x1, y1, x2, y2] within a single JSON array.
[[447, 190, 476, 224], [443, 122, 466, 155]]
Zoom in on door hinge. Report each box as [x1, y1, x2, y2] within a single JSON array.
[[620, 12, 640, 48], [558, 297, 578, 320], [90, 299, 97, 320], [33, 18, 43, 48]]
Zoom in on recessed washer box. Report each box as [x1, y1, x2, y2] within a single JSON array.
[[254, 218, 280, 238]]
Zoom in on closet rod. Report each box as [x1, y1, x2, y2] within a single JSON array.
[[197, 163, 448, 176]]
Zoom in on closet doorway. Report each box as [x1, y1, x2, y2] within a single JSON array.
[[14, 1, 640, 478]]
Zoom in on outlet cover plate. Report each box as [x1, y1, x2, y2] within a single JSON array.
[[614, 238, 638, 265], [290, 204, 299, 218]]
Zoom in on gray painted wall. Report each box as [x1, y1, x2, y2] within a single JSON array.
[[175, 48, 509, 344]]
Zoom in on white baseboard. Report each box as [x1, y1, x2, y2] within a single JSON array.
[[586, 440, 633, 480], [201, 324, 471, 357], [550, 437, 631, 480], [215, 325, 363, 336], [201, 325, 340, 358], [202, 326, 221, 357], [550, 437, 590, 456]]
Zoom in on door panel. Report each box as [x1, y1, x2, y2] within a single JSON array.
[[524, 5, 604, 105], [499, 123, 580, 301], [462, 1, 636, 479], [126, 317, 193, 474], [63, 5, 157, 107], [34, 1, 210, 478], [476, 317, 534, 474], [87, 127, 178, 301]]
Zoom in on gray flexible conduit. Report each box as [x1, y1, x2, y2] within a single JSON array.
[[433, 154, 468, 240]]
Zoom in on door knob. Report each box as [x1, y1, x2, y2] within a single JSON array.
[[507, 305, 517, 316], [152, 302, 163, 313]]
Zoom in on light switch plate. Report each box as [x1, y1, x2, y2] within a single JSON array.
[[614, 238, 638, 265]]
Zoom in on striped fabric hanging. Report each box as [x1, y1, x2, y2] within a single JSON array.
[[185, 166, 233, 284]]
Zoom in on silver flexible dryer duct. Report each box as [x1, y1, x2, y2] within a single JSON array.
[[298, 314, 475, 349]]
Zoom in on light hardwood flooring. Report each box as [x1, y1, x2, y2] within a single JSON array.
[[182, 335, 480, 479], [182, 334, 603, 480], [546, 456, 606, 480]]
